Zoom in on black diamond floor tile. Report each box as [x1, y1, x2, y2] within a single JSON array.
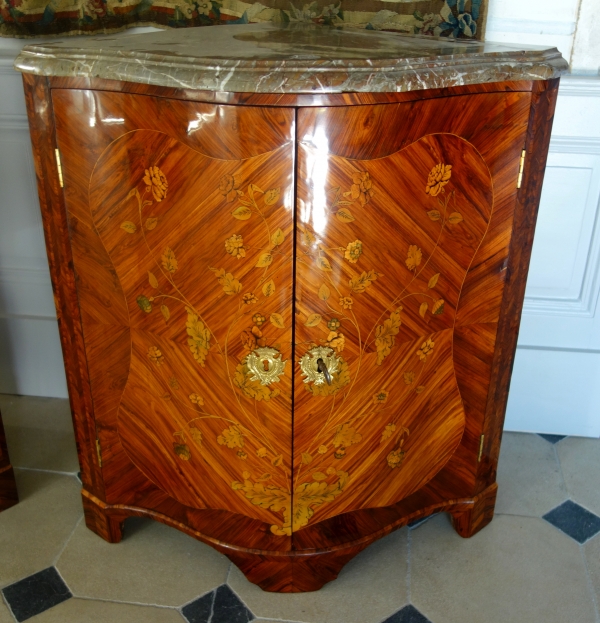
[[182, 585, 253, 623], [212, 585, 254, 623], [537, 433, 567, 444], [543, 500, 600, 543], [181, 590, 215, 623], [382, 604, 431, 623], [2, 567, 72, 622]]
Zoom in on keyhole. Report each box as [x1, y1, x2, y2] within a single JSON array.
[[316, 358, 332, 385], [262, 360, 269, 371]]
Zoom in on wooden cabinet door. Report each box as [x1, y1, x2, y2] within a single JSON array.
[[293, 92, 531, 534], [52, 91, 295, 542]]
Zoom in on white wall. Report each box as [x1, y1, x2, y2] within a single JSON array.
[[0, 4, 599, 436]]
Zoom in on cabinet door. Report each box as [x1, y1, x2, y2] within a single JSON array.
[[293, 93, 531, 533], [53, 91, 295, 540]]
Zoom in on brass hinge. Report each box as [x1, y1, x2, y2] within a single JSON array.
[[96, 438, 103, 467], [478, 434, 485, 462], [516, 149, 526, 189], [54, 148, 64, 188]]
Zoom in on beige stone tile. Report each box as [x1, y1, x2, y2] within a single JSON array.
[[0, 599, 14, 623], [496, 432, 567, 517], [28, 598, 184, 622], [557, 436, 600, 516], [0, 394, 78, 473], [584, 532, 600, 608], [0, 470, 82, 588], [411, 514, 596, 623], [228, 529, 408, 623], [57, 517, 229, 607]]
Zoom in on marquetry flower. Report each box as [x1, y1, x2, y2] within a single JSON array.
[[417, 338, 435, 361], [252, 313, 266, 327], [339, 296, 353, 310], [405, 245, 422, 271], [425, 163, 452, 197], [350, 171, 374, 206], [256, 447, 268, 458], [147, 346, 164, 365], [387, 449, 405, 469], [381, 423, 396, 443], [218, 425, 245, 449], [219, 173, 238, 202], [327, 318, 341, 331], [189, 427, 203, 445], [188, 393, 204, 405], [333, 423, 362, 448], [334, 447, 347, 459], [373, 390, 389, 404], [225, 234, 246, 259], [344, 240, 363, 264], [324, 331, 345, 353], [143, 166, 168, 202], [237, 451, 248, 460], [242, 293, 258, 305], [173, 443, 191, 461], [403, 371, 415, 385], [318, 445, 328, 454], [241, 326, 266, 351]]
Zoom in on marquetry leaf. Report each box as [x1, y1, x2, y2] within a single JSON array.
[[271, 227, 285, 246], [333, 423, 362, 447], [264, 187, 281, 206], [301, 452, 313, 465], [448, 212, 464, 224], [432, 299, 445, 315], [161, 304, 170, 322], [419, 302, 428, 318], [405, 245, 422, 271], [148, 271, 159, 289], [217, 425, 245, 449], [249, 183, 264, 197], [428, 273, 440, 289], [145, 217, 158, 230], [262, 279, 276, 297], [258, 473, 271, 481], [427, 210, 441, 221], [255, 253, 273, 268], [269, 313, 285, 329], [120, 221, 136, 234], [185, 306, 210, 366], [349, 270, 380, 293], [136, 295, 152, 314], [316, 256, 332, 272], [161, 247, 178, 274], [318, 284, 331, 301], [416, 386, 426, 394], [336, 208, 356, 223], [232, 206, 253, 220], [305, 313, 322, 327], [301, 228, 315, 247], [189, 428, 202, 445], [375, 308, 402, 365], [212, 268, 242, 295], [272, 454, 283, 467], [242, 471, 251, 480], [312, 472, 327, 481]]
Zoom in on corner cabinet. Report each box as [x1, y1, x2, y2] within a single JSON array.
[[16, 23, 566, 592]]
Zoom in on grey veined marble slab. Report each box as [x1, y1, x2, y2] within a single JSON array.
[[14, 23, 568, 94]]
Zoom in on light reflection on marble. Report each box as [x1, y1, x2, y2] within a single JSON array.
[[14, 23, 568, 94]]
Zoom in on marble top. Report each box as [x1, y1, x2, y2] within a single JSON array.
[[14, 23, 568, 94]]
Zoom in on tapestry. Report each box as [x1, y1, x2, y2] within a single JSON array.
[[0, 0, 487, 43]]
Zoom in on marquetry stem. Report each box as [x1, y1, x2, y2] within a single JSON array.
[[450, 482, 498, 538]]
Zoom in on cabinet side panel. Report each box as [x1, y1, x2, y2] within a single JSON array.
[[22, 75, 104, 497]]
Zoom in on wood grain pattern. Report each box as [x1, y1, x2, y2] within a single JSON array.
[[23, 75, 559, 591], [0, 410, 18, 512]]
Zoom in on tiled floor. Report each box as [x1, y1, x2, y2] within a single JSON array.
[[0, 393, 599, 623]]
